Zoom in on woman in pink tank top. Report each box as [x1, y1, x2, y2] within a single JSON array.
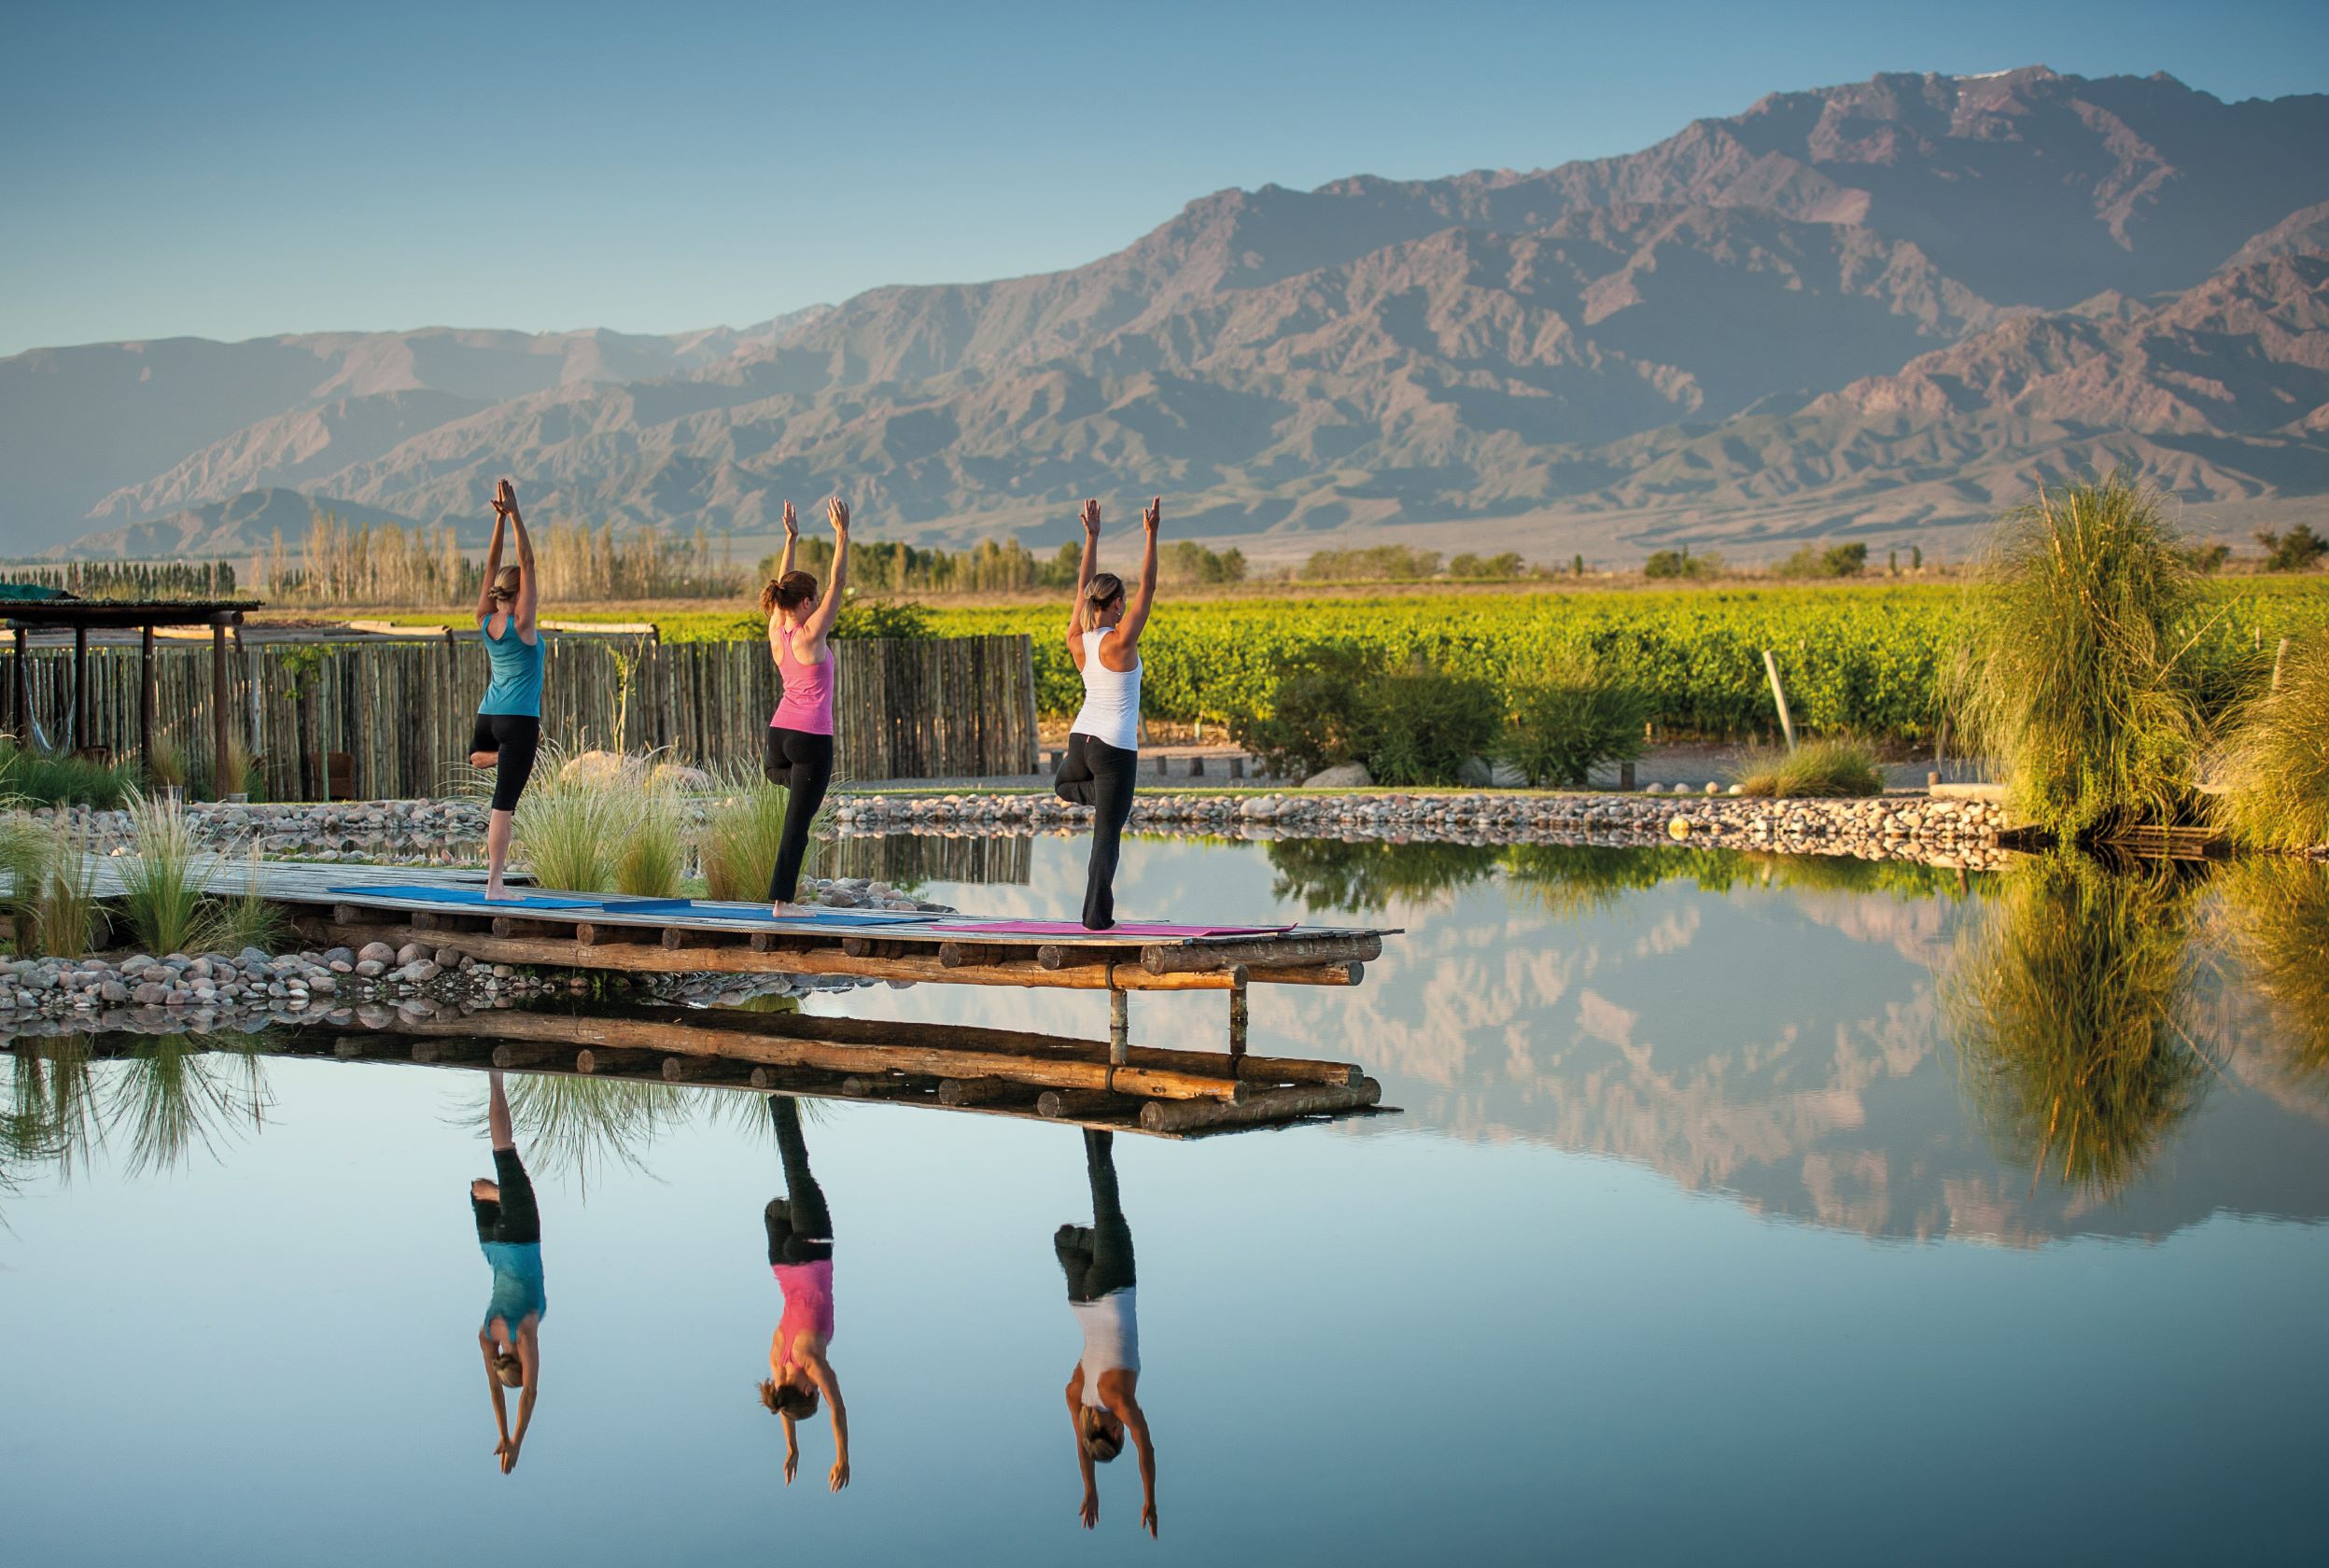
[[758, 1095, 850, 1490], [759, 498, 851, 915]]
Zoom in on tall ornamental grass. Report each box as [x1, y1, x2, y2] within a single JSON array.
[[5, 823, 106, 958], [119, 790, 214, 955], [1940, 853, 2210, 1197], [1730, 737, 1885, 798], [502, 744, 692, 896], [2211, 629, 2329, 850], [698, 763, 805, 902], [1950, 477, 2205, 839]]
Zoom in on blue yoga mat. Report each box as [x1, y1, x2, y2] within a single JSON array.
[[326, 884, 604, 911]]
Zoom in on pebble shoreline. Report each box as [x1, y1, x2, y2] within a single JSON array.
[[21, 789, 2013, 869]]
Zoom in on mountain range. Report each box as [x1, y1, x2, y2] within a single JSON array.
[[7, 64, 2328, 566]]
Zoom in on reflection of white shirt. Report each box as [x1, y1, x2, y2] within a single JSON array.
[[1073, 1286, 1140, 1407], [1071, 630, 1143, 752]]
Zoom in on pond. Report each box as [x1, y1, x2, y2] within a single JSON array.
[[7, 834, 2326, 1564]]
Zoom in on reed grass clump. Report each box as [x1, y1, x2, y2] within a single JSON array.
[[1729, 737, 1885, 798], [3, 823, 106, 958], [1493, 649, 1650, 787], [2210, 630, 2329, 850], [698, 764, 801, 902], [613, 779, 689, 899], [0, 743, 137, 807], [1950, 477, 2205, 839], [119, 790, 213, 955], [2210, 857, 2329, 1091], [1941, 852, 2210, 1197]]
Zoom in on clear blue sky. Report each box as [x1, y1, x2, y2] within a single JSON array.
[[3, 0, 2324, 356]]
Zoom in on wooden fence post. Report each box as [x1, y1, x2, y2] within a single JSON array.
[[1761, 648, 1797, 752]]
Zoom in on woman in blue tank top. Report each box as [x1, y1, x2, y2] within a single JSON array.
[[470, 479, 542, 899], [471, 1068, 544, 1474]]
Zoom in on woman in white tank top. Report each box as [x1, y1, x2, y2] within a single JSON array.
[[1052, 497, 1163, 931], [1056, 1129, 1157, 1535]]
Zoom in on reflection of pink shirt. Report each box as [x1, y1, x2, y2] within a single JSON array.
[[773, 1259, 835, 1372], [771, 634, 835, 735]]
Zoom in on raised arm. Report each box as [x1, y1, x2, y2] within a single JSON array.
[[1065, 499, 1101, 656], [807, 1350, 850, 1491], [776, 499, 798, 581], [1121, 1391, 1157, 1538], [1068, 1372, 1100, 1529], [476, 503, 508, 623], [1111, 497, 1163, 651], [482, 1330, 512, 1447], [799, 498, 851, 645], [507, 483, 540, 631], [503, 1326, 540, 1472]]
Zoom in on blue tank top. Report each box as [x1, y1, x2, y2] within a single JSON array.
[[482, 1239, 547, 1331], [479, 617, 544, 718]]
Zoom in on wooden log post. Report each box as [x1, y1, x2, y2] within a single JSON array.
[[1141, 935, 1378, 975], [1109, 985, 1129, 1067], [211, 613, 232, 796], [71, 623, 89, 751], [9, 624, 26, 745], [841, 1073, 924, 1098], [1228, 970, 1249, 1063], [938, 940, 1005, 969], [1038, 1087, 1138, 1120], [1139, 1076, 1382, 1134], [140, 623, 157, 768], [1761, 648, 1796, 752], [490, 1043, 570, 1070], [938, 1076, 1028, 1107]]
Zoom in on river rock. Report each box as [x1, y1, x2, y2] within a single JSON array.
[[1302, 762, 1372, 789]]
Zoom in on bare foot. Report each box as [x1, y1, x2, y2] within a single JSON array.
[[470, 750, 498, 769], [485, 882, 513, 902], [769, 901, 815, 919]]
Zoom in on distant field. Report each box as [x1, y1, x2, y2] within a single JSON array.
[[333, 578, 2329, 740]]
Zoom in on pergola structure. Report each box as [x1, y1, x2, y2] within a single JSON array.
[[3, 598, 262, 774]]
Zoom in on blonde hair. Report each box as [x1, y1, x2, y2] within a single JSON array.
[[490, 567, 522, 603], [1086, 572, 1125, 608], [493, 1352, 524, 1388]]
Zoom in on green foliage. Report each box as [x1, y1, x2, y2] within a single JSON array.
[[1942, 853, 2210, 1197], [1300, 545, 1443, 581], [1265, 840, 1501, 913], [1, 818, 105, 958], [1730, 737, 1885, 798], [2212, 858, 2329, 1092], [1449, 552, 1527, 581], [0, 743, 137, 807], [614, 780, 689, 898], [2182, 541, 2232, 573], [206, 853, 286, 954], [1, 561, 236, 599], [1951, 478, 2205, 839], [2254, 523, 2327, 573], [1160, 541, 1247, 585], [1358, 661, 1501, 785], [1773, 540, 1869, 579], [699, 764, 810, 902], [830, 598, 933, 639], [505, 744, 637, 893], [1493, 650, 1650, 787], [1223, 643, 1383, 779], [2212, 629, 2329, 849], [144, 735, 188, 789], [1643, 548, 1719, 580], [119, 791, 212, 955]]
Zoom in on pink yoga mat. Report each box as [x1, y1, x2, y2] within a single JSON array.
[[927, 919, 1293, 939]]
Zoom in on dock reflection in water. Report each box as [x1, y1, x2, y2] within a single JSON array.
[[4, 832, 2327, 1564]]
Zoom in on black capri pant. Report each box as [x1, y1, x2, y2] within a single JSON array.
[[471, 1147, 541, 1245], [470, 713, 541, 814], [1053, 733, 1137, 931], [1055, 1130, 1135, 1302], [764, 727, 835, 903], [763, 1096, 834, 1265]]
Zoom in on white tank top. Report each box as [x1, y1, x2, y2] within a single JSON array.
[[1073, 1287, 1140, 1407], [1071, 627, 1142, 752]]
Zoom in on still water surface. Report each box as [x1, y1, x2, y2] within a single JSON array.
[[7, 835, 2326, 1564]]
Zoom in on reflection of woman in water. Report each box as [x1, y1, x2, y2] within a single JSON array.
[[1058, 1130, 1157, 1535], [471, 1069, 543, 1474], [759, 1095, 851, 1491]]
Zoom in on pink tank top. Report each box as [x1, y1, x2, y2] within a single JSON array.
[[773, 1258, 835, 1372], [771, 628, 835, 736]]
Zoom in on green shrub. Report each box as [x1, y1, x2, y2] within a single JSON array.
[[1774, 540, 1869, 579], [0, 743, 137, 807], [699, 764, 808, 902], [1356, 660, 1501, 786], [119, 791, 213, 955], [2212, 629, 2329, 849], [1951, 477, 2202, 839], [1730, 737, 1885, 798], [1299, 545, 1442, 581], [832, 598, 933, 639], [1449, 552, 1526, 581], [2254, 523, 2326, 573], [1225, 643, 1383, 780], [1493, 650, 1650, 787], [1643, 548, 1719, 580]]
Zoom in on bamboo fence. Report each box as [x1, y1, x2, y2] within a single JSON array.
[[2, 634, 1036, 798]]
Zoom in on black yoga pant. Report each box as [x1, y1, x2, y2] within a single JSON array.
[[470, 713, 541, 814], [764, 1096, 834, 1265], [764, 726, 835, 903], [1053, 733, 1137, 931], [1054, 1130, 1135, 1302], [471, 1147, 541, 1245]]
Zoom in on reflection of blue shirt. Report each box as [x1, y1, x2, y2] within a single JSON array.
[[479, 620, 543, 718], [482, 1240, 547, 1331]]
